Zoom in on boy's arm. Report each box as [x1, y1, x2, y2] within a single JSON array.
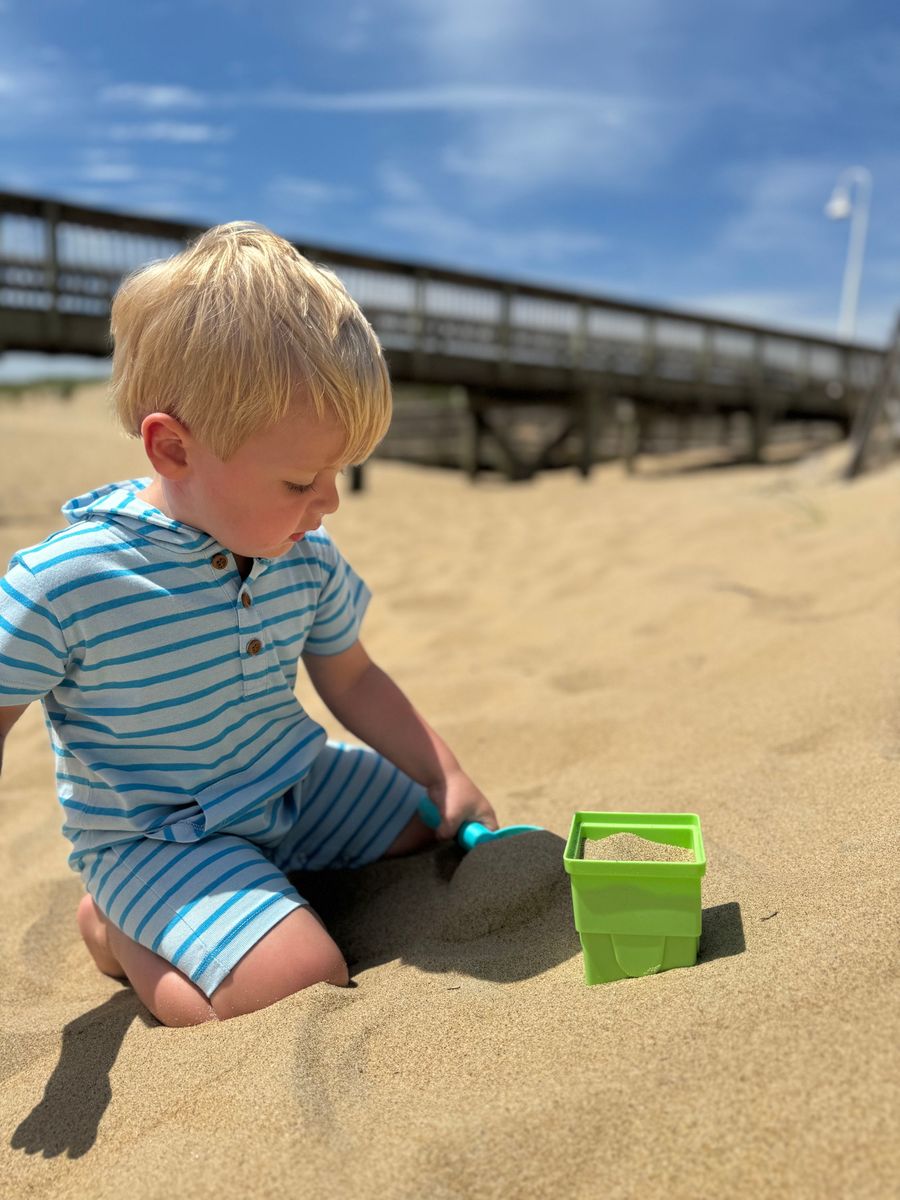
[[301, 642, 497, 839], [0, 704, 29, 774]]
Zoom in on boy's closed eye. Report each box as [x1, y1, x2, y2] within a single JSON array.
[[285, 468, 346, 495]]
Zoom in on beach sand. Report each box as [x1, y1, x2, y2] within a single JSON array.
[[1, 384, 898, 1199], [581, 833, 695, 862]]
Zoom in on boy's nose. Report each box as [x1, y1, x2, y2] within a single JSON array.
[[318, 476, 340, 515]]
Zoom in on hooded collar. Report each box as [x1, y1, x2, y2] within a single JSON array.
[[61, 478, 220, 554]]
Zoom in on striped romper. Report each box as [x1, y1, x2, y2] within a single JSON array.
[[0, 479, 426, 998]]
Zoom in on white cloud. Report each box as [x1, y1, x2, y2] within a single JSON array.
[[715, 159, 845, 258], [0, 60, 59, 117], [99, 83, 208, 109], [244, 84, 676, 199], [106, 122, 232, 143], [392, 0, 546, 71], [253, 84, 627, 113], [440, 100, 669, 197], [266, 176, 356, 207], [73, 149, 227, 215], [81, 161, 142, 184], [91, 77, 681, 205]]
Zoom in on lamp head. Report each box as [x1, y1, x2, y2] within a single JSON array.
[[825, 186, 852, 220]]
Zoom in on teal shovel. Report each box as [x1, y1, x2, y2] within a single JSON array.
[[417, 796, 542, 853]]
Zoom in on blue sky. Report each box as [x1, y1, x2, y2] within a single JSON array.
[[1, 0, 899, 380]]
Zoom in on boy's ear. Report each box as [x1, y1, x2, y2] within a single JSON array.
[[140, 413, 191, 480]]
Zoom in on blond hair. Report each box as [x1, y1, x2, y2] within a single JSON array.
[[109, 221, 391, 463]]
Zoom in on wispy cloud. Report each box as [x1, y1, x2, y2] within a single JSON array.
[[81, 160, 142, 184], [269, 177, 354, 201], [106, 122, 232, 143], [254, 84, 636, 115], [391, 0, 549, 72], [715, 160, 843, 258], [441, 100, 672, 197], [0, 60, 60, 118], [98, 80, 651, 116], [265, 175, 356, 216], [99, 83, 208, 109], [95, 80, 678, 197], [75, 149, 227, 207], [374, 163, 607, 270]]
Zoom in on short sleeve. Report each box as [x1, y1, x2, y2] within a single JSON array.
[[0, 556, 69, 704], [303, 532, 371, 656]]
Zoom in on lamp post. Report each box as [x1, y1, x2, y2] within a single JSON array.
[[825, 166, 872, 341]]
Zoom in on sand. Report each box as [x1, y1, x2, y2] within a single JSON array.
[[1, 385, 898, 1200], [581, 833, 695, 862]]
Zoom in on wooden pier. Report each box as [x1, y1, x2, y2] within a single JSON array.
[[0, 190, 888, 480]]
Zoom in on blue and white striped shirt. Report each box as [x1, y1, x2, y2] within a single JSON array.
[[0, 479, 370, 862]]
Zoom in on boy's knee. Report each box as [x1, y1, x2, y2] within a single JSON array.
[[153, 975, 220, 1028], [208, 905, 349, 1021]]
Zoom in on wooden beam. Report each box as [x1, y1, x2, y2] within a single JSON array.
[[459, 389, 481, 479], [477, 408, 532, 480], [531, 414, 577, 473]]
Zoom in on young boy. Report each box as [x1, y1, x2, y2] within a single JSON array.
[[0, 222, 497, 1028]]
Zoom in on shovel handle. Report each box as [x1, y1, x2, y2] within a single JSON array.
[[417, 797, 539, 851], [417, 795, 482, 847]]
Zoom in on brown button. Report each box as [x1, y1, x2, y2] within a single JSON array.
[[241, 592, 252, 609], [211, 553, 228, 570], [246, 638, 263, 656]]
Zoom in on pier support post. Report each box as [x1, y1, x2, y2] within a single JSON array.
[[750, 402, 772, 463], [578, 389, 600, 478], [617, 399, 640, 474]]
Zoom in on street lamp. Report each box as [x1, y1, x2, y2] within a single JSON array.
[[825, 166, 872, 341]]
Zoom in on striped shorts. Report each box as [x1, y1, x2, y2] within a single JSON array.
[[74, 742, 427, 999]]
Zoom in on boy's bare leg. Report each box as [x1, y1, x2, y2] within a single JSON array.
[[77, 893, 127, 978], [77, 892, 350, 1027], [77, 893, 217, 1025], [382, 810, 438, 858]]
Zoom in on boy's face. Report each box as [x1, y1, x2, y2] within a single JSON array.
[[162, 405, 350, 559]]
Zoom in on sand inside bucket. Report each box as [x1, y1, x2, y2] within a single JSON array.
[[581, 832, 695, 863]]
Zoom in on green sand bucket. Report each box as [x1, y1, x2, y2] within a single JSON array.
[[563, 811, 707, 985]]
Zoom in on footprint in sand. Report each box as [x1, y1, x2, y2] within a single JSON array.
[[774, 727, 837, 756], [549, 667, 608, 695], [507, 783, 545, 802], [715, 581, 814, 621]]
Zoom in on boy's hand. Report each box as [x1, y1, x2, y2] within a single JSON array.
[[427, 768, 498, 842]]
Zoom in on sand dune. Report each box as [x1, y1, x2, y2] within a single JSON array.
[[1, 384, 898, 1199]]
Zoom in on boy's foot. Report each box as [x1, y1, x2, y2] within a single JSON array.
[[77, 894, 127, 979]]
